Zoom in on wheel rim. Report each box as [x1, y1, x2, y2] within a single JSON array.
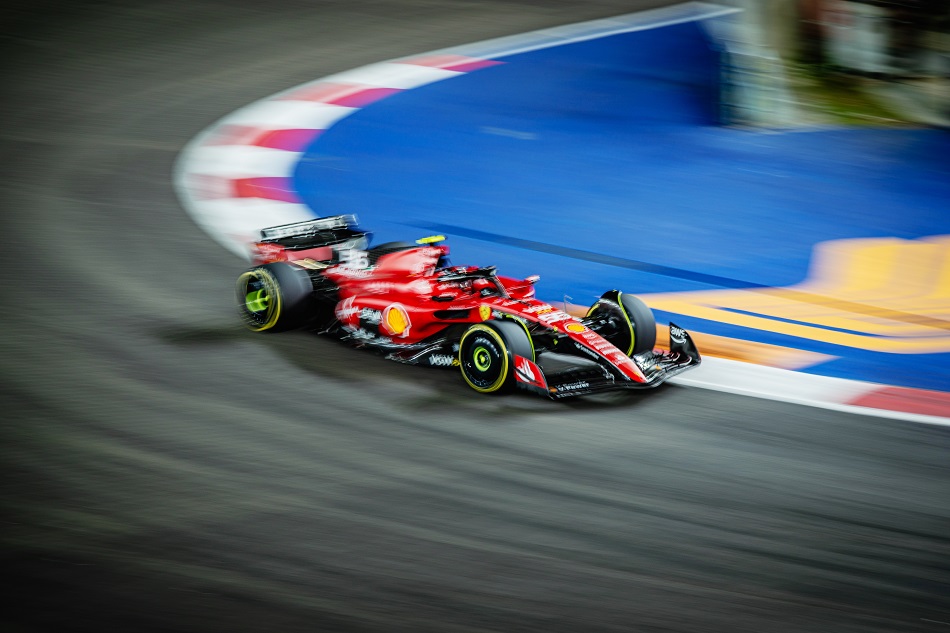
[[237, 270, 281, 331], [245, 288, 270, 313], [460, 326, 508, 392], [473, 346, 492, 371]]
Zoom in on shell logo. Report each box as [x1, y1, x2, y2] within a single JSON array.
[[565, 323, 587, 333], [382, 303, 411, 337]]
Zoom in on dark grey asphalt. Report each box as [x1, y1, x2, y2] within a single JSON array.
[[1, 1, 949, 631]]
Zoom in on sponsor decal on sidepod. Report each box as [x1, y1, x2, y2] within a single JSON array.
[[429, 354, 458, 367]]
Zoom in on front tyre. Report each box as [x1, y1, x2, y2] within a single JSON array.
[[458, 320, 534, 394], [586, 290, 656, 356], [236, 263, 313, 332]]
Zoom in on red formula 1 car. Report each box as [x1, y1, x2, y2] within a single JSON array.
[[236, 215, 700, 398]]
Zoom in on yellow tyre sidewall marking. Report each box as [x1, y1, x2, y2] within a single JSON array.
[[238, 269, 283, 332], [503, 315, 536, 361], [616, 292, 636, 356], [459, 324, 510, 393], [586, 295, 635, 356]]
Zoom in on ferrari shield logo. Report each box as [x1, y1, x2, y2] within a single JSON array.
[[479, 304, 492, 321]]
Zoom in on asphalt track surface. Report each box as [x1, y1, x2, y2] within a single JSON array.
[[2, 1, 949, 632]]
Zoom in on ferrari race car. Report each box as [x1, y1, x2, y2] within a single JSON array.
[[236, 215, 700, 398]]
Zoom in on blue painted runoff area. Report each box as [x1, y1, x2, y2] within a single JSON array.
[[293, 20, 950, 391]]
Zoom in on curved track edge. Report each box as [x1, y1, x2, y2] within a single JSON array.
[[174, 1, 950, 425]]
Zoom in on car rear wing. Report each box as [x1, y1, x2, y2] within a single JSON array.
[[259, 214, 360, 240], [257, 214, 370, 252]]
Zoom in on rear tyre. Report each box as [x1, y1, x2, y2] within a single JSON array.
[[458, 320, 534, 394], [236, 263, 313, 332], [586, 290, 656, 356]]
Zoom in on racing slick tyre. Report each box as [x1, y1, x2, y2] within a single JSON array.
[[458, 320, 534, 394], [586, 290, 656, 356], [236, 262, 314, 332]]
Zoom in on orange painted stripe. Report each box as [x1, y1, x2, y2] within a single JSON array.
[[563, 302, 831, 369], [653, 326, 834, 370]]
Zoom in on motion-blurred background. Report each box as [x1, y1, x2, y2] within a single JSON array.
[[725, 0, 948, 127], [2, 1, 948, 632]]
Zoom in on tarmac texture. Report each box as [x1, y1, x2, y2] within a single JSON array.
[[2, 1, 949, 631]]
